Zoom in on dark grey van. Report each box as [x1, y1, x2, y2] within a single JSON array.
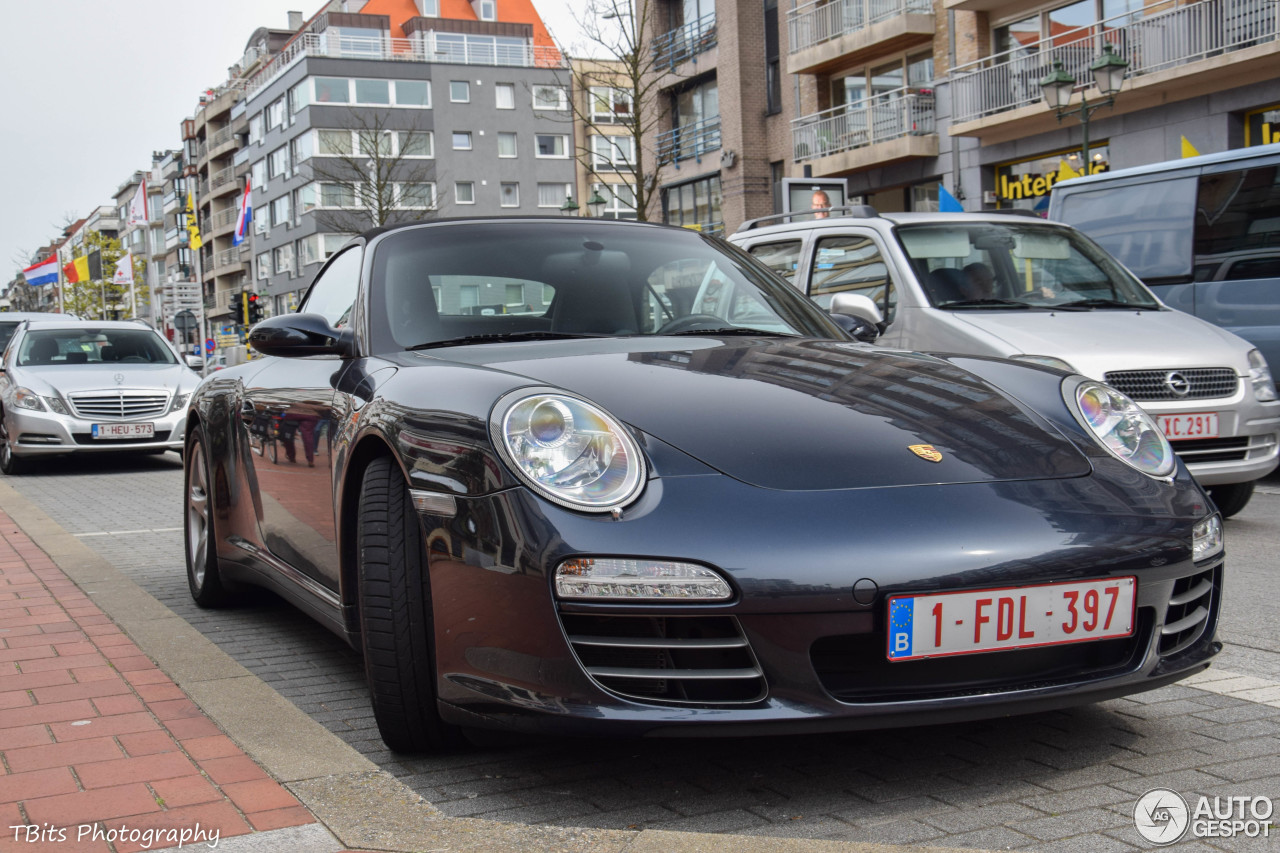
[[1048, 143, 1280, 374]]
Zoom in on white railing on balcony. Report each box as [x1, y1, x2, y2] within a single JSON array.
[[210, 165, 237, 191], [952, 0, 1279, 124], [246, 30, 568, 98], [788, 0, 932, 54], [652, 13, 718, 68], [212, 247, 246, 271], [208, 125, 235, 151], [792, 87, 936, 162]]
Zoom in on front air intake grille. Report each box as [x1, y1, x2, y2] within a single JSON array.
[[560, 613, 766, 704], [812, 612, 1151, 703], [1160, 567, 1218, 657], [69, 391, 169, 419], [1168, 436, 1250, 463], [1103, 368, 1238, 401]]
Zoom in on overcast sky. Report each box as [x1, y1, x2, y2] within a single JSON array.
[[1, 0, 590, 279]]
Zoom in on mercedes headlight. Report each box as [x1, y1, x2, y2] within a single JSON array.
[[1067, 380, 1176, 478], [491, 391, 646, 511], [1248, 349, 1276, 402], [169, 392, 191, 413], [14, 388, 46, 411]]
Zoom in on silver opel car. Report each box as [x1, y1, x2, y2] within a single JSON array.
[[0, 319, 200, 474]]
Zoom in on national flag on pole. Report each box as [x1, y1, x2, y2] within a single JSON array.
[[233, 179, 253, 247], [113, 251, 135, 285], [128, 177, 148, 225], [21, 256, 59, 286], [185, 193, 203, 250], [939, 185, 964, 212], [63, 256, 91, 284]]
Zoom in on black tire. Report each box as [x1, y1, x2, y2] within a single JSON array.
[[1206, 481, 1255, 518], [184, 426, 235, 607], [357, 455, 464, 754], [0, 412, 27, 475]]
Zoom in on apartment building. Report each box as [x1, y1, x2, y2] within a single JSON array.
[[944, 0, 1280, 213], [240, 0, 573, 314], [570, 58, 640, 220], [113, 165, 170, 322]]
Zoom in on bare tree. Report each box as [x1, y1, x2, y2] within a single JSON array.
[[553, 0, 676, 221], [309, 108, 442, 234]]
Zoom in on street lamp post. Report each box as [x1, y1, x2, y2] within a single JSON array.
[[586, 189, 607, 218], [1039, 44, 1129, 168], [559, 195, 581, 216]]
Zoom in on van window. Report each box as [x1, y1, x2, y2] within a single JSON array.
[[747, 240, 803, 283], [809, 235, 896, 322], [1056, 178, 1197, 281], [1194, 166, 1280, 278]]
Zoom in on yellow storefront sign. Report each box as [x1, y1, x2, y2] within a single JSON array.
[[994, 146, 1110, 212]]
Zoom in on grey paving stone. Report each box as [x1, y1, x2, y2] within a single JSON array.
[[927, 825, 1039, 850], [1044, 832, 1142, 852], [645, 809, 771, 834], [1019, 783, 1139, 814], [918, 802, 1043, 833], [1015, 806, 1133, 841]]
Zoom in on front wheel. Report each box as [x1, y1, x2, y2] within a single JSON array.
[[184, 426, 236, 607], [1206, 481, 1255, 518], [0, 413, 27, 475], [357, 456, 464, 754]]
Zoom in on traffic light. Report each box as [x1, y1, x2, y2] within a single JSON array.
[[247, 292, 264, 325], [240, 291, 250, 326]]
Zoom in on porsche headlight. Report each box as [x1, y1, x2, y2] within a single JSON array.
[[1192, 514, 1223, 561], [555, 558, 732, 600], [14, 388, 46, 411], [1068, 380, 1176, 478], [492, 391, 646, 511]]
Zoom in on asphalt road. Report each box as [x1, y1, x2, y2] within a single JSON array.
[[5, 454, 1280, 851]]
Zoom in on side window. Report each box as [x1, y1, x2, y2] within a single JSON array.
[[1194, 166, 1280, 278], [1056, 178, 1197, 281], [747, 240, 803, 283], [809, 234, 896, 323], [301, 246, 361, 329]]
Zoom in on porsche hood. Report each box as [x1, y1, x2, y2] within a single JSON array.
[[434, 338, 1092, 491]]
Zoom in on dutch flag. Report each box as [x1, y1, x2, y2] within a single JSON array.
[[21, 256, 59, 287], [233, 178, 253, 247]]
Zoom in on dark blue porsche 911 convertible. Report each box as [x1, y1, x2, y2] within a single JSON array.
[[183, 218, 1223, 753]]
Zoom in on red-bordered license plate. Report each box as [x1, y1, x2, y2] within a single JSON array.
[[886, 577, 1136, 661], [91, 423, 155, 440], [1158, 412, 1219, 440]]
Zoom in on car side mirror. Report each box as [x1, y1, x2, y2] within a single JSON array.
[[829, 292, 884, 326], [185, 355, 205, 370], [248, 313, 354, 358]]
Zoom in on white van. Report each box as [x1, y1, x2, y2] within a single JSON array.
[[729, 208, 1280, 515]]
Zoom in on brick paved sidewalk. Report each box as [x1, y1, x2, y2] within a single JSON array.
[[0, 508, 346, 853]]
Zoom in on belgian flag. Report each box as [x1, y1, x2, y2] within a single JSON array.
[[62, 251, 103, 283]]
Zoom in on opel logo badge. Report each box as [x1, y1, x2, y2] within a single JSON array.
[[908, 444, 943, 463], [1164, 371, 1190, 397], [114, 373, 125, 386]]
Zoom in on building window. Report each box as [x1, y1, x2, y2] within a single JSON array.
[[537, 182, 571, 208], [354, 79, 391, 105], [477, 0, 496, 21], [590, 135, 636, 171], [832, 52, 933, 108], [248, 113, 264, 145], [770, 161, 785, 213], [271, 195, 292, 227], [453, 131, 473, 150], [500, 182, 520, 207], [663, 174, 723, 235], [291, 133, 314, 163], [257, 252, 271, 279], [764, 0, 782, 115], [495, 82, 515, 109], [267, 98, 286, 130], [251, 160, 266, 191], [274, 244, 295, 276], [589, 87, 633, 123], [416, 0, 439, 15], [450, 81, 470, 103], [455, 181, 476, 204], [535, 134, 568, 157], [400, 182, 436, 209], [320, 183, 357, 208], [317, 130, 354, 156], [296, 183, 318, 216], [497, 132, 518, 158], [268, 145, 289, 179], [532, 85, 569, 111], [314, 77, 350, 104], [399, 131, 434, 157], [290, 80, 312, 114], [394, 80, 431, 107]]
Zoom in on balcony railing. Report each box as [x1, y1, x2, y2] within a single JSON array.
[[952, 0, 1279, 124], [246, 31, 567, 98], [792, 88, 936, 162], [656, 116, 722, 165], [653, 13, 717, 69], [210, 165, 237, 191], [788, 0, 932, 54], [208, 125, 235, 152], [211, 246, 247, 272]]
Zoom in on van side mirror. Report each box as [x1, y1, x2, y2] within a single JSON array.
[[829, 293, 883, 342]]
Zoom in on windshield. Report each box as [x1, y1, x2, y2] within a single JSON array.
[[895, 222, 1161, 310], [17, 328, 179, 367], [372, 222, 846, 350], [0, 322, 18, 355]]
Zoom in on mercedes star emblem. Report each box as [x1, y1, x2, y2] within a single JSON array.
[[114, 373, 125, 386]]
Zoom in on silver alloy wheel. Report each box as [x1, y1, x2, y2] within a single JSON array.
[[0, 416, 12, 470], [187, 440, 209, 588]]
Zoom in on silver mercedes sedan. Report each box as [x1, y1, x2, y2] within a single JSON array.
[[0, 319, 201, 473]]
